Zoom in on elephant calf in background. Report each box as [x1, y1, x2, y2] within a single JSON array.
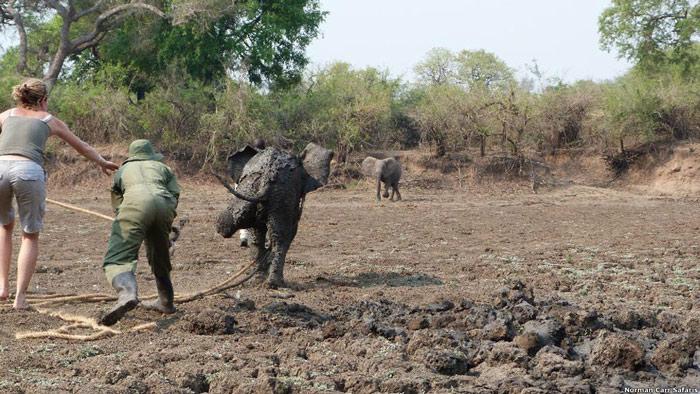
[[216, 143, 333, 288], [362, 156, 402, 201]]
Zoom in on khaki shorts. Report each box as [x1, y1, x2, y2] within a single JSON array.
[[0, 160, 46, 233]]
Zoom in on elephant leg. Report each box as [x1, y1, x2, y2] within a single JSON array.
[[266, 213, 299, 289], [266, 242, 290, 289], [393, 183, 402, 201], [383, 182, 390, 199], [251, 226, 270, 278]]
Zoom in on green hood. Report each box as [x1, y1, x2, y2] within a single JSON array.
[[124, 139, 163, 163]]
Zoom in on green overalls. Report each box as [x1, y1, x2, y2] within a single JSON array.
[[103, 143, 180, 284]]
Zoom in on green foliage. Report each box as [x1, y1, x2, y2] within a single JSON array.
[[409, 84, 471, 156], [275, 62, 398, 160], [0, 57, 22, 110], [532, 81, 603, 153], [602, 69, 700, 148], [198, 82, 277, 164], [453, 49, 515, 92], [599, 0, 700, 73], [69, 0, 325, 94], [414, 47, 514, 93], [414, 48, 456, 85], [49, 82, 132, 142]]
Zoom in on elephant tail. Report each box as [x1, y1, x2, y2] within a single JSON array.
[[210, 170, 265, 203], [229, 188, 264, 204]]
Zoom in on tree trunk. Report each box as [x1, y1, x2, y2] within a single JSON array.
[[44, 18, 73, 92], [480, 134, 486, 157], [10, 4, 28, 74], [501, 121, 507, 153]]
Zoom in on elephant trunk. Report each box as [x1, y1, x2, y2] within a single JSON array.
[[216, 199, 257, 238]]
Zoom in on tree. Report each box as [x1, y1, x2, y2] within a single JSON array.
[[454, 49, 514, 92], [72, 0, 325, 94], [413, 47, 456, 85], [276, 62, 397, 161], [0, 1, 167, 89], [0, 0, 325, 91], [599, 0, 700, 71], [411, 48, 517, 157]]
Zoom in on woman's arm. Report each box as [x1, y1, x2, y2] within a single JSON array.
[[48, 117, 119, 174]]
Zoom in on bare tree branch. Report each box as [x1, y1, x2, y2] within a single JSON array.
[[74, 0, 107, 20], [37, 1, 168, 89], [71, 2, 166, 50], [44, 0, 68, 17], [8, 2, 29, 74]]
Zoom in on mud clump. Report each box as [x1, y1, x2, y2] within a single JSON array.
[[423, 350, 470, 375], [180, 308, 237, 335], [361, 319, 406, 340], [657, 310, 683, 333], [481, 319, 513, 341], [514, 332, 540, 355], [588, 331, 644, 370], [519, 319, 565, 353], [610, 309, 650, 330], [407, 317, 429, 330], [485, 342, 529, 367], [263, 302, 329, 328], [424, 300, 455, 313], [532, 346, 583, 379], [321, 321, 345, 339], [176, 372, 210, 393], [494, 280, 534, 307], [650, 335, 694, 375], [511, 301, 537, 324], [379, 379, 431, 394]]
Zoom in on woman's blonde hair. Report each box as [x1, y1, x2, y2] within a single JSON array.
[[12, 78, 48, 109]]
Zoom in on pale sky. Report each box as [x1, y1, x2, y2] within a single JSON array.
[[306, 0, 632, 83]]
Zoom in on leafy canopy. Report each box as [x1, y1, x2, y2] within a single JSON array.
[[599, 0, 700, 72]]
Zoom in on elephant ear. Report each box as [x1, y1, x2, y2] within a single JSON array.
[[227, 145, 259, 183], [300, 142, 334, 193]]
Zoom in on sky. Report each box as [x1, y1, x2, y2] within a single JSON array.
[[305, 0, 632, 83]]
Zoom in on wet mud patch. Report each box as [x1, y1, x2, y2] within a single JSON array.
[[315, 271, 443, 288], [263, 301, 330, 329], [177, 308, 237, 335]]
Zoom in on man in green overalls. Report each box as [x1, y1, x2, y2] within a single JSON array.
[[100, 139, 180, 326]]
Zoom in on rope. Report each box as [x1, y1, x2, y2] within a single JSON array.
[[15, 198, 260, 341], [46, 198, 114, 221], [15, 259, 257, 341]]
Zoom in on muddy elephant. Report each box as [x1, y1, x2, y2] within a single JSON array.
[[216, 143, 333, 288], [361, 156, 402, 201]]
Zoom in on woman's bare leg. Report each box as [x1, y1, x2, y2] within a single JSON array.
[[13, 231, 38, 309], [0, 222, 13, 300]]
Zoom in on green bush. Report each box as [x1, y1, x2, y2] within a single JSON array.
[[50, 82, 132, 142]]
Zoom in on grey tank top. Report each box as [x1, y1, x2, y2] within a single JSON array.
[[0, 109, 52, 166]]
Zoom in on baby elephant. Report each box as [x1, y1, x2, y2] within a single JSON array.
[[361, 156, 402, 201]]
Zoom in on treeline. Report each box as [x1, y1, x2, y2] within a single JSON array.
[[0, 0, 698, 168], [1, 50, 698, 168]]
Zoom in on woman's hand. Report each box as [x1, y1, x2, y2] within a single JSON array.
[[99, 159, 120, 175]]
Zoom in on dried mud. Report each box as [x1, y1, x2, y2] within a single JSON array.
[[0, 178, 698, 393]]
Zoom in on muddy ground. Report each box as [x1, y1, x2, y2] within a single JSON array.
[[0, 176, 699, 393]]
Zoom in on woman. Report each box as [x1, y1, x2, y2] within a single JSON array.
[[0, 78, 118, 309]]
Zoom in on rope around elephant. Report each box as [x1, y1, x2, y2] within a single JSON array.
[[6, 199, 259, 341]]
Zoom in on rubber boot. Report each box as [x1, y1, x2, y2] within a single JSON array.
[[100, 272, 139, 326], [141, 275, 176, 314]]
